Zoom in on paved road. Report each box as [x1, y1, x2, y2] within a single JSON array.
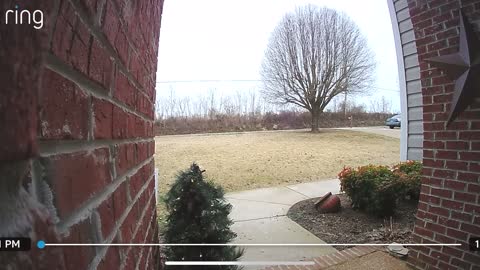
[[335, 126, 401, 139], [156, 126, 401, 139]]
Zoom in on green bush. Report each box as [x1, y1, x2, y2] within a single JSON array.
[[163, 163, 243, 269], [393, 161, 423, 200], [339, 165, 400, 217], [338, 161, 422, 217]]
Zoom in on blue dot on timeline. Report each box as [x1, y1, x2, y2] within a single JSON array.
[[37, 240, 46, 249]]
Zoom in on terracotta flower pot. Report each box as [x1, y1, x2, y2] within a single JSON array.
[[314, 192, 341, 213]]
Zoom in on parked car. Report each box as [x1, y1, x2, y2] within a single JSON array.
[[385, 114, 401, 129]]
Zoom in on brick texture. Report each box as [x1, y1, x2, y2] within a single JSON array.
[[1, 0, 164, 269], [406, 0, 480, 269], [263, 247, 379, 270]]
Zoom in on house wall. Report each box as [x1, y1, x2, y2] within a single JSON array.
[[388, 0, 424, 161], [0, 0, 163, 269], [404, 0, 480, 269]]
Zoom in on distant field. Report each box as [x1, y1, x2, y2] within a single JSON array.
[[154, 129, 400, 195]]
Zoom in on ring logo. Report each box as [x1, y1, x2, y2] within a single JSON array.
[[4, 5, 44, 30]]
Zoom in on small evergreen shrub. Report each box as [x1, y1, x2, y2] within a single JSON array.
[[338, 161, 422, 217], [163, 163, 243, 269]]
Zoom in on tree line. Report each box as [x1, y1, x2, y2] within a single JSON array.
[[154, 90, 395, 135], [155, 89, 395, 120]]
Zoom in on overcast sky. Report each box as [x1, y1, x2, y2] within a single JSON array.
[[155, 0, 401, 113]]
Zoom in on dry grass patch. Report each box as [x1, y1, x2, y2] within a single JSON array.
[[155, 129, 400, 195]]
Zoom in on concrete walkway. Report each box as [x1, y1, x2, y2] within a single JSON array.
[[225, 179, 341, 269]]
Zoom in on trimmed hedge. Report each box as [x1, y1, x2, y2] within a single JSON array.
[[338, 161, 422, 217]]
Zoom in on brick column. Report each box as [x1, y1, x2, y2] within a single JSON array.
[[1, 0, 164, 269], [407, 0, 480, 269]]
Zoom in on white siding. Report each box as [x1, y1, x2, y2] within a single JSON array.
[[409, 107, 423, 121], [403, 42, 418, 56], [401, 29, 416, 44], [407, 79, 422, 94], [408, 148, 423, 161], [409, 134, 424, 148], [408, 92, 423, 107], [399, 19, 413, 33], [388, 0, 423, 161], [394, 0, 408, 10]]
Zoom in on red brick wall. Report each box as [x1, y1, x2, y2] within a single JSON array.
[[1, 0, 163, 269], [407, 0, 480, 269]]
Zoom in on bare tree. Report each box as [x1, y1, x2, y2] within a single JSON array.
[[155, 97, 165, 121], [369, 98, 381, 113], [261, 5, 375, 132], [167, 88, 177, 118], [197, 94, 209, 118], [207, 89, 217, 119], [234, 91, 243, 116], [178, 97, 191, 119], [249, 90, 257, 116], [223, 96, 235, 116], [381, 96, 391, 113]]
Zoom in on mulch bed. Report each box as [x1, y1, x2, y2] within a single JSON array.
[[287, 194, 417, 251]]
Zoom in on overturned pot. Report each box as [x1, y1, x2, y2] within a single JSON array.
[[314, 192, 341, 213]]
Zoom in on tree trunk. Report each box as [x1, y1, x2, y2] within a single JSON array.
[[310, 110, 320, 132]]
